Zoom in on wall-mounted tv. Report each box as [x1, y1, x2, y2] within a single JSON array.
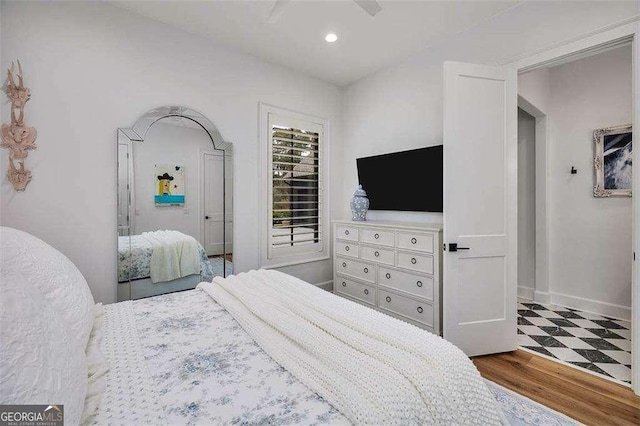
[[356, 146, 443, 213]]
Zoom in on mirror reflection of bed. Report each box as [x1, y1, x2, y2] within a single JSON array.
[[117, 107, 233, 301]]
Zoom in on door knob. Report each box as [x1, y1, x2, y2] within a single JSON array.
[[205, 215, 210, 220], [448, 243, 469, 252]]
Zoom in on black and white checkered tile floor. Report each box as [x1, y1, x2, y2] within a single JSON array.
[[518, 300, 632, 384]]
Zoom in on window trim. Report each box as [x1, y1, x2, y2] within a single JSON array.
[[259, 103, 330, 269]]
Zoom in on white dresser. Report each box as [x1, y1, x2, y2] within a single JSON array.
[[333, 220, 443, 335]]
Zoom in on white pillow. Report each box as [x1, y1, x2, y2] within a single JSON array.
[[0, 269, 88, 426], [0, 227, 95, 350]]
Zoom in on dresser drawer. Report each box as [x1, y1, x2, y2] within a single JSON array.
[[360, 228, 394, 247], [378, 289, 433, 327], [336, 241, 359, 258], [336, 278, 376, 306], [379, 267, 433, 300], [397, 251, 433, 274], [397, 232, 434, 253], [336, 225, 358, 242], [360, 245, 394, 266], [336, 257, 375, 283]]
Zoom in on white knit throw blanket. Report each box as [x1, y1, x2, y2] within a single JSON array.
[[198, 270, 507, 425], [142, 230, 200, 283]]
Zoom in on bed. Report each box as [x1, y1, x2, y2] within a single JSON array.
[[117, 231, 215, 300], [1, 227, 575, 426]]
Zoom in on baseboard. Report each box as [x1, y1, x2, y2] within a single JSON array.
[[549, 291, 631, 321], [315, 280, 333, 292], [517, 286, 535, 300], [533, 291, 551, 305]]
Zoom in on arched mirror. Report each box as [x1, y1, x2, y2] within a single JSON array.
[[117, 106, 233, 301]]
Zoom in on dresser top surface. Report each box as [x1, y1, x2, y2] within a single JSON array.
[[332, 219, 443, 232]]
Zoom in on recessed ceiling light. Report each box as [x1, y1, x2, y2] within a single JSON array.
[[325, 33, 338, 43]]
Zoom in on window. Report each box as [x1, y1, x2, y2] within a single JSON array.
[[260, 104, 329, 267]]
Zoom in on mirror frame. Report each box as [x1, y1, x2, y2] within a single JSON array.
[[117, 106, 233, 300]]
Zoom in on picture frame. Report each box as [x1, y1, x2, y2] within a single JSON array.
[[593, 124, 632, 197], [154, 164, 185, 206]]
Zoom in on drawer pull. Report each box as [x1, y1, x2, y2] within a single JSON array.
[[374, 251, 379, 257], [363, 267, 369, 273], [417, 281, 423, 288], [364, 289, 369, 295], [386, 296, 391, 303], [345, 246, 350, 252], [374, 233, 380, 239], [342, 262, 347, 268], [411, 237, 417, 244], [417, 306, 423, 314], [411, 257, 417, 264], [342, 282, 346, 287], [386, 273, 391, 279], [345, 230, 350, 236]]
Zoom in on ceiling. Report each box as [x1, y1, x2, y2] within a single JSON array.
[[111, 0, 523, 86]]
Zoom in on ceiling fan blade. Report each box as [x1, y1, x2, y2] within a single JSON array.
[[266, 0, 292, 24], [354, 0, 382, 17]]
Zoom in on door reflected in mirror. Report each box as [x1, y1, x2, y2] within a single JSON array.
[[117, 108, 233, 301]]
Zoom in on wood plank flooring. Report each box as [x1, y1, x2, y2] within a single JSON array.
[[209, 254, 233, 262], [473, 349, 640, 426]]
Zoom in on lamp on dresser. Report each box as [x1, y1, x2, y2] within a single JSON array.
[[332, 220, 443, 335]]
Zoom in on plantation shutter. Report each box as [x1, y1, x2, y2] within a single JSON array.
[[268, 113, 324, 259]]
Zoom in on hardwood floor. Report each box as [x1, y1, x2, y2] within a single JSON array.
[[473, 349, 640, 426], [209, 254, 233, 262]]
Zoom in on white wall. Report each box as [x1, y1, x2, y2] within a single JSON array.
[[519, 68, 550, 114], [0, 1, 343, 303], [341, 1, 637, 222], [517, 109, 536, 296], [132, 120, 216, 245], [546, 46, 632, 314]]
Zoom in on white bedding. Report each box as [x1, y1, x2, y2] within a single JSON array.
[[0, 226, 573, 426], [118, 231, 214, 283], [94, 289, 346, 425], [0, 227, 97, 426], [93, 279, 573, 426], [91, 299, 166, 425], [200, 270, 505, 425]]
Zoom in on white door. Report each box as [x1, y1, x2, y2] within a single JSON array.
[[203, 152, 225, 256], [443, 61, 518, 357]]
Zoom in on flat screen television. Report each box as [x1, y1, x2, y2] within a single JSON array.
[[356, 146, 443, 212]]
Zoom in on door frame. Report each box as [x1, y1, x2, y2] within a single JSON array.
[[516, 96, 550, 303], [505, 19, 639, 394]]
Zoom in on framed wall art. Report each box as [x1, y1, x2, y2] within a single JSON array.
[[155, 164, 185, 205], [593, 124, 632, 197]]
